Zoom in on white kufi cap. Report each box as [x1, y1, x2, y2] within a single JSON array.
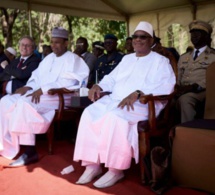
[[134, 21, 153, 37], [6, 47, 16, 56]]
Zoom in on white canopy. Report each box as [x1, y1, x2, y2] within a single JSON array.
[[1, 0, 215, 26], [1, 0, 215, 51]]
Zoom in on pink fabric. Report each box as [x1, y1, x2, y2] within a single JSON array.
[[74, 99, 139, 170]]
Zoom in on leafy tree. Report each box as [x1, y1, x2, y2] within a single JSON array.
[[0, 8, 20, 47], [164, 24, 189, 54], [64, 15, 127, 52], [0, 8, 127, 53]]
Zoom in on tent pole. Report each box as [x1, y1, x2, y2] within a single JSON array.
[[156, 13, 160, 37], [28, 3, 32, 37], [190, 1, 197, 20], [126, 16, 129, 36]]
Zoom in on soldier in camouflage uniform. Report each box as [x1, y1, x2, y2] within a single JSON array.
[[176, 20, 215, 123]]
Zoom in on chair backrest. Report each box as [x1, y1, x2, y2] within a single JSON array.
[[152, 46, 178, 80], [204, 62, 215, 119]]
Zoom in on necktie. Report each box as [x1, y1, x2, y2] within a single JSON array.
[[17, 58, 24, 68], [193, 50, 199, 61]]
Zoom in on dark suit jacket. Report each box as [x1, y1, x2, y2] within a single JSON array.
[[0, 53, 10, 73], [0, 54, 40, 93]]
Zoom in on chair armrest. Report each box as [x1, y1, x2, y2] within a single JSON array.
[[48, 88, 76, 120], [139, 92, 175, 132], [48, 88, 76, 95], [99, 91, 112, 98], [139, 93, 175, 104]]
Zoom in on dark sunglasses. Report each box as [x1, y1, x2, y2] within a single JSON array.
[[132, 34, 151, 40]]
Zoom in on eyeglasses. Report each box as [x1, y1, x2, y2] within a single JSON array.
[[20, 44, 33, 48], [132, 35, 151, 40]]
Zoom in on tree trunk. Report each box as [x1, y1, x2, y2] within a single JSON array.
[[0, 8, 20, 47]]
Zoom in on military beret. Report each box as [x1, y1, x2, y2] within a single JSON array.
[[104, 34, 118, 40], [93, 41, 105, 50], [189, 20, 213, 34], [51, 27, 68, 39]]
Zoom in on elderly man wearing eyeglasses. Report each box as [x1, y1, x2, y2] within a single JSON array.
[[0, 36, 40, 97], [73, 21, 176, 188]]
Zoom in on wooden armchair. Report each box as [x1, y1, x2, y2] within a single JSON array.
[[46, 89, 112, 154], [137, 53, 177, 184], [46, 86, 176, 185], [138, 91, 175, 184], [46, 88, 84, 154]]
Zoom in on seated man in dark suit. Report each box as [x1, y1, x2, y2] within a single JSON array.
[[0, 35, 40, 97]]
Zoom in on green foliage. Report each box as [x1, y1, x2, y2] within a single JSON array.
[[0, 9, 29, 51], [163, 23, 189, 54], [64, 16, 127, 52], [0, 9, 127, 53], [12, 10, 29, 39]]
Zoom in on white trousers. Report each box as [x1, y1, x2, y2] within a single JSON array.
[[0, 91, 70, 159], [73, 95, 165, 170]]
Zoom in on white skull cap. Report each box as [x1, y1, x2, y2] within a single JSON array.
[[6, 47, 16, 56], [134, 21, 153, 37]]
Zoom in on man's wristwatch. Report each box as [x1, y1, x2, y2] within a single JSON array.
[[135, 90, 141, 99]]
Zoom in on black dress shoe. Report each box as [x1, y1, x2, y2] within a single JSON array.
[[9, 152, 39, 167]]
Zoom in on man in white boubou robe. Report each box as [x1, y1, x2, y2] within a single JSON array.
[[0, 27, 89, 166], [73, 21, 176, 188]]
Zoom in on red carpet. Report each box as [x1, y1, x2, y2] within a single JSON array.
[[0, 139, 210, 195]]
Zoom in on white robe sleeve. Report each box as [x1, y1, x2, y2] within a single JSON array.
[[41, 53, 89, 93], [26, 64, 42, 90], [98, 56, 125, 92], [142, 55, 176, 95]]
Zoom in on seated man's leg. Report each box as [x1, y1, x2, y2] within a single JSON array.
[[8, 94, 61, 166], [0, 92, 60, 165], [75, 108, 127, 187], [74, 97, 144, 187], [176, 91, 205, 123], [0, 94, 21, 158], [9, 133, 38, 166], [76, 162, 102, 184], [93, 167, 124, 188]]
